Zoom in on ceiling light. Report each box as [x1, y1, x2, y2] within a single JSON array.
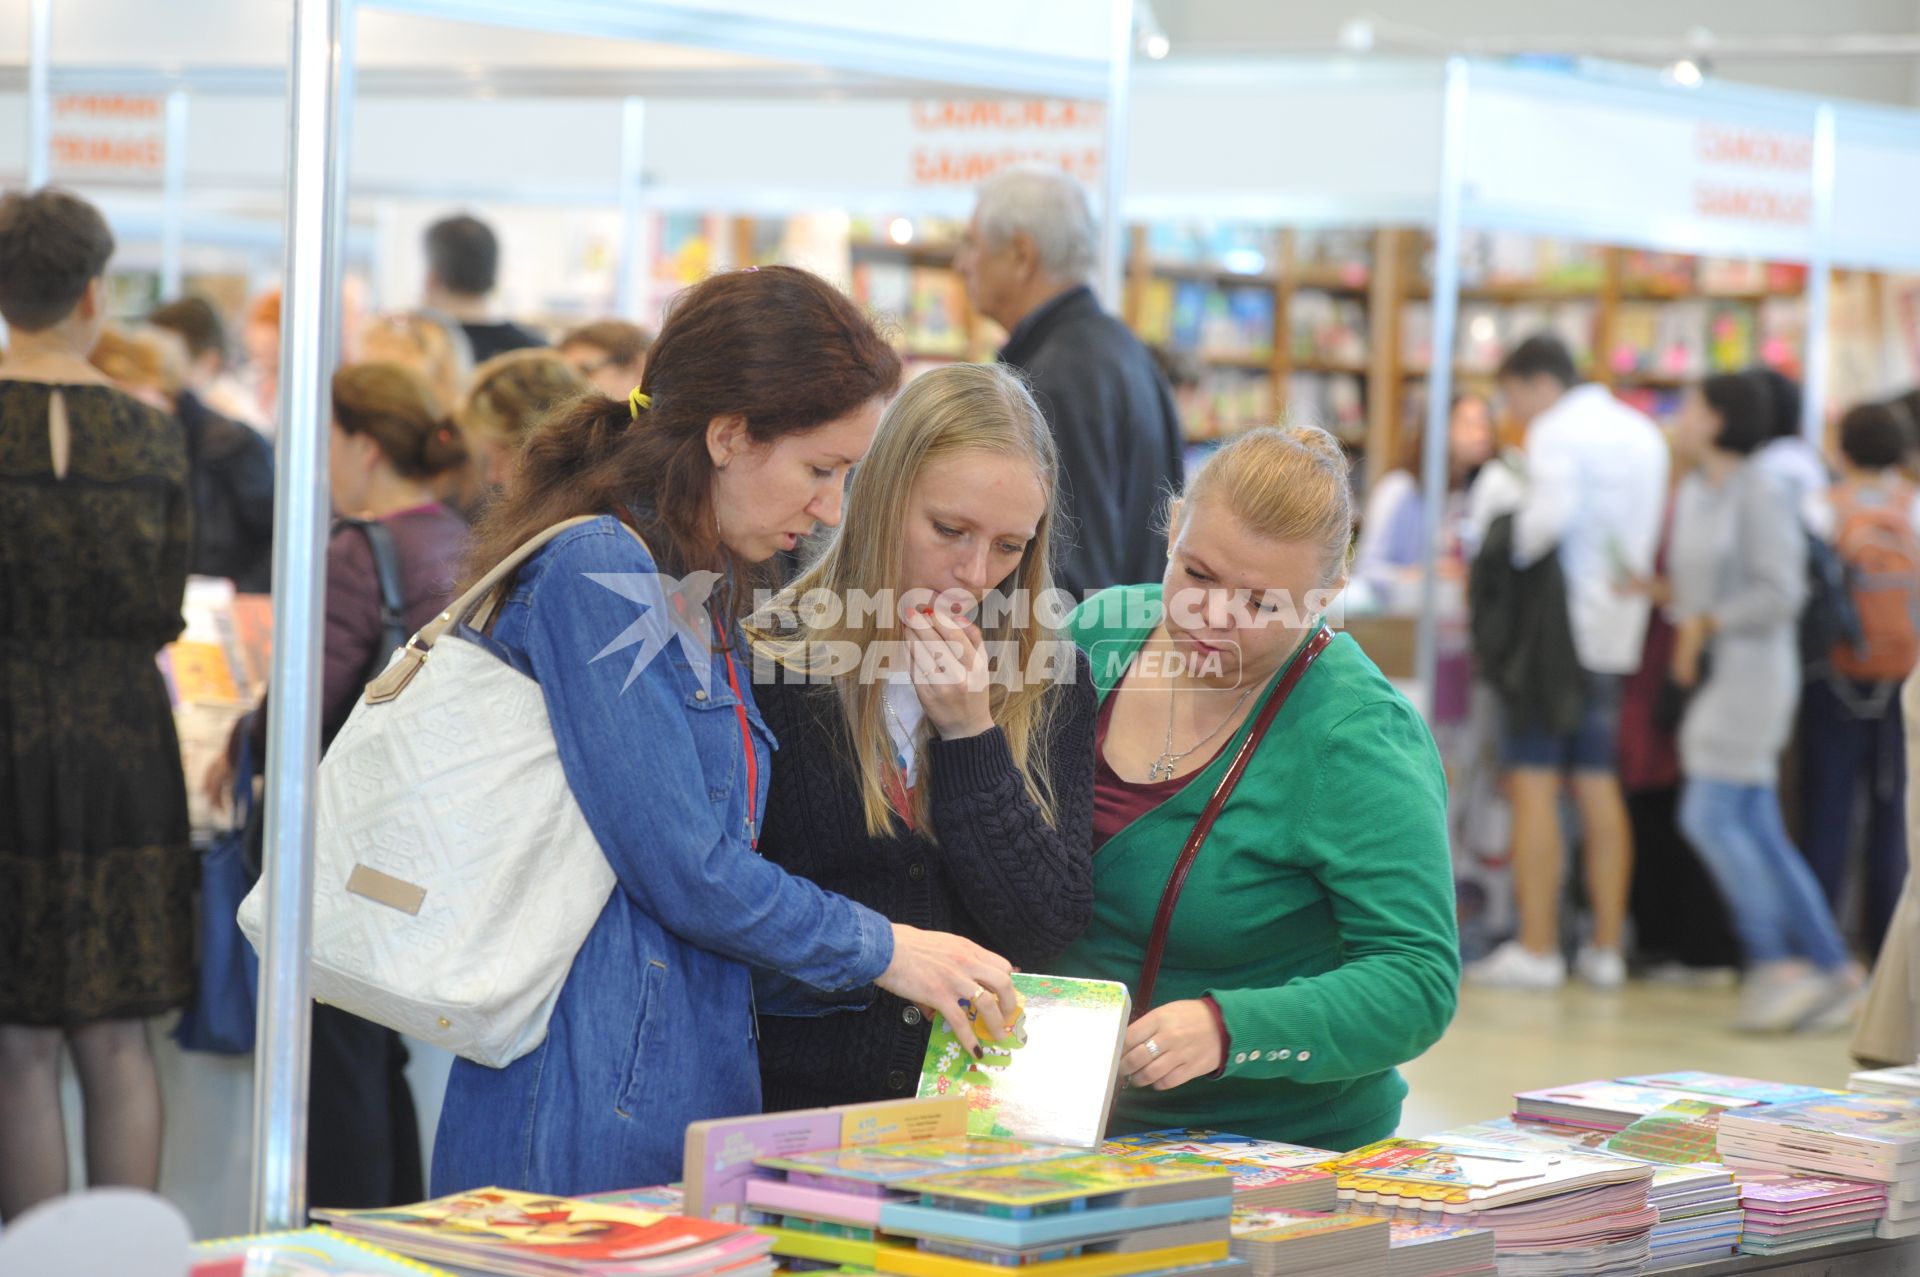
[[1144, 33, 1171, 59], [888, 218, 914, 246], [1665, 58, 1704, 88]]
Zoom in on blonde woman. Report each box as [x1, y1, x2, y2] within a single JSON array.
[[749, 362, 1096, 1112], [1060, 425, 1458, 1149], [358, 309, 474, 417], [457, 348, 589, 493]]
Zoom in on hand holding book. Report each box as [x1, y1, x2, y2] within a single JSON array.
[[881, 924, 1018, 1060]]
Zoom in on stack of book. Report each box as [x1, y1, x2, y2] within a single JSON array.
[[1103, 1130, 1337, 1212], [1383, 1221, 1498, 1277], [1319, 1139, 1656, 1276], [1429, 1119, 1739, 1270], [1737, 1176, 1889, 1256], [315, 1189, 774, 1277], [1848, 1065, 1920, 1098], [1637, 1166, 1742, 1271], [1227, 1210, 1389, 1276], [745, 1143, 1245, 1277], [1512, 1072, 1830, 1134], [192, 1228, 453, 1276], [1716, 1092, 1920, 1242]]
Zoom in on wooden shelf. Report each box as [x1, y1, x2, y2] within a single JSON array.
[[1142, 260, 1279, 286], [1201, 352, 1277, 372], [849, 239, 959, 265], [1407, 283, 1603, 303], [1292, 270, 1372, 294], [1618, 287, 1805, 304], [1292, 356, 1370, 375]]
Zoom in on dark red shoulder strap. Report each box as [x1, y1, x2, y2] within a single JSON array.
[[1134, 627, 1333, 1017]]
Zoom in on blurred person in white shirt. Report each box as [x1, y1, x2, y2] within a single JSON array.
[[1467, 335, 1669, 993]]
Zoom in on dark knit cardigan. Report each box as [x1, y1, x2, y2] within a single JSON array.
[[753, 652, 1098, 1111]]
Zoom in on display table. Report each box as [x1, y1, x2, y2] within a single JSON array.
[[1679, 1238, 1918, 1275]]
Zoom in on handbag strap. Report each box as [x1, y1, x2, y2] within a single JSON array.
[[1133, 626, 1333, 1017], [365, 513, 648, 704]]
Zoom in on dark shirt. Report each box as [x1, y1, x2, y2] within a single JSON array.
[[459, 320, 546, 363], [754, 653, 1098, 1112], [250, 502, 467, 755], [179, 389, 275, 592], [999, 286, 1186, 599], [1090, 683, 1231, 851]]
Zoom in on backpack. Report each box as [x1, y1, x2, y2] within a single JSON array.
[[1800, 534, 1862, 669], [1829, 479, 1920, 682]]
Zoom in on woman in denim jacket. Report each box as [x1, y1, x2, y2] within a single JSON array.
[[431, 269, 1018, 1198]]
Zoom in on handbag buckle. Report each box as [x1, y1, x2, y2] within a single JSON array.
[[364, 639, 429, 705]]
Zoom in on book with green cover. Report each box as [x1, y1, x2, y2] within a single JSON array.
[[898, 1155, 1234, 1210], [1605, 1100, 1732, 1165], [918, 974, 1130, 1148]]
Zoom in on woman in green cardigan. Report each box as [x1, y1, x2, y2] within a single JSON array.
[[1060, 424, 1459, 1150]]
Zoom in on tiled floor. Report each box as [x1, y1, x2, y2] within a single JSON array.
[[1398, 980, 1860, 1137]]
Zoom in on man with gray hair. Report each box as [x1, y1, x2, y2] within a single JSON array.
[[957, 167, 1184, 596]]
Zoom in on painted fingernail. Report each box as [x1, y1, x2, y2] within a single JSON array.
[[973, 1045, 985, 1061]]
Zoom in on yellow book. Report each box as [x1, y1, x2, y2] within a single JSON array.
[[761, 1225, 904, 1268], [897, 1155, 1233, 1208], [878, 1240, 1230, 1277]]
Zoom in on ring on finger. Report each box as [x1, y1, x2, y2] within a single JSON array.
[[1144, 1038, 1161, 1060]]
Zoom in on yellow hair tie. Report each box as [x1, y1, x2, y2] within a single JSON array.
[[628, 387, 652, 419]]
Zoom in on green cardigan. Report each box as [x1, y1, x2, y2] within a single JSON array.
[[1060, 584, 1459, 1150]]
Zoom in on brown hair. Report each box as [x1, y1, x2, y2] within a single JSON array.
[[333, 361, 469, 480], [462, 266, 902, 605], [1177, 423, 1355, 587], [559, 318, 653, 368], [0, 188, 115, 331], [92, 325, 186, 401], [359, 309, 474, 417], [459, 348, 588, 448]]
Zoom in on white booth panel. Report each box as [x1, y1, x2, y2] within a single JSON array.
[[1832, 109, 1920, 273], [1127, 61, 1444, 225], [1460, 63, 1819, 262]]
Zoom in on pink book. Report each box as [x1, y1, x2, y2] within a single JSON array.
[[745, 1179, 889, 1227]]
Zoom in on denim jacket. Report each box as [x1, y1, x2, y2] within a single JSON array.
[[430, 518, 893, 1197]]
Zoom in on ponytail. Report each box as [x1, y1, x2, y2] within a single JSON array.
[[333, 361, 470, 481]]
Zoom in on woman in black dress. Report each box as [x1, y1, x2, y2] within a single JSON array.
[[0, 189, 194, 1219]]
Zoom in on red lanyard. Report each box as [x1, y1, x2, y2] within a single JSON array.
[[719, 640, 758, 849]]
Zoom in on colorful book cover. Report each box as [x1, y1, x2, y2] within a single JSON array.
[[1102, 1131, 1336, 1170], [1319, 1140, 1645, 1208], [897, 1154, 1233, 1209], [1115, 1153, 1329, 1194], [1722, 1093, 1920, 1145], [1622, 1073, 1835, 1107], [191, 1228, 453, 1276], [1605, 1099, 1732, 1165], [757, 1137, 1076, 1184], [1516, 1080, 1759, 1123], [1740, 1176, 1888, 1207], [582, 1186, 686, 1213], [683, 1096, 965, 1221], [917, 974, 1129, 1148], [1385, 1218, 1492, 1248], [876, 1240, 1227, 1277], [315, 1189, 742, 1265]]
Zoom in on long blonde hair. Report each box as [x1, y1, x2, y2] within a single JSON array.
[[749, 363, 1064, 840]]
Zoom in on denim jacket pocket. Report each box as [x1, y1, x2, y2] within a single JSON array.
[[683, 687, 777, 803], [615, 956, 670, 1119]]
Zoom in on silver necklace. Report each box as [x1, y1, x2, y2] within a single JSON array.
[[1147, 680, 1259, 782]]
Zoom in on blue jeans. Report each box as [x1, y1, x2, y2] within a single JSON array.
[[1798, 675, 1908, 956], [1677, 779, 1850, 970]]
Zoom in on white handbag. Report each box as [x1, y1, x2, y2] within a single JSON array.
[[238, 516, 630, 1068]]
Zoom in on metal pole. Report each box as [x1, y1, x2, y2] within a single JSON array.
[[1801, 103, 1835, 443], [251, 0, 350, 1233], [26, 0, 50, 189], [616, 96, 646, 319], [1097, 0, 1132, 309], [159, 90, 188, 300], [1414, 58, 1469, 709]]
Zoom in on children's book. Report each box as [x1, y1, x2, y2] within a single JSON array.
[[1319, 1139, 1650, 1210], [1603, 1099, 1732, 1165], [874, 1239, 1229, 1277], [1718, 1092, 1920, 1163], [1513, 1080, 1761, 1131], [683, 1096, 965, 1221], [1100, 1131, 1334, 1171], [316, 1187, 768, 1277], [917, 974, 1130, 1148], [191, 1228, 454, 1277], [896, 1154, 1234, 1211], [1619, 1072, 1835, 1107], [757, 1137, 1078, 1186], [1849, 1066, 1920, 1097]]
